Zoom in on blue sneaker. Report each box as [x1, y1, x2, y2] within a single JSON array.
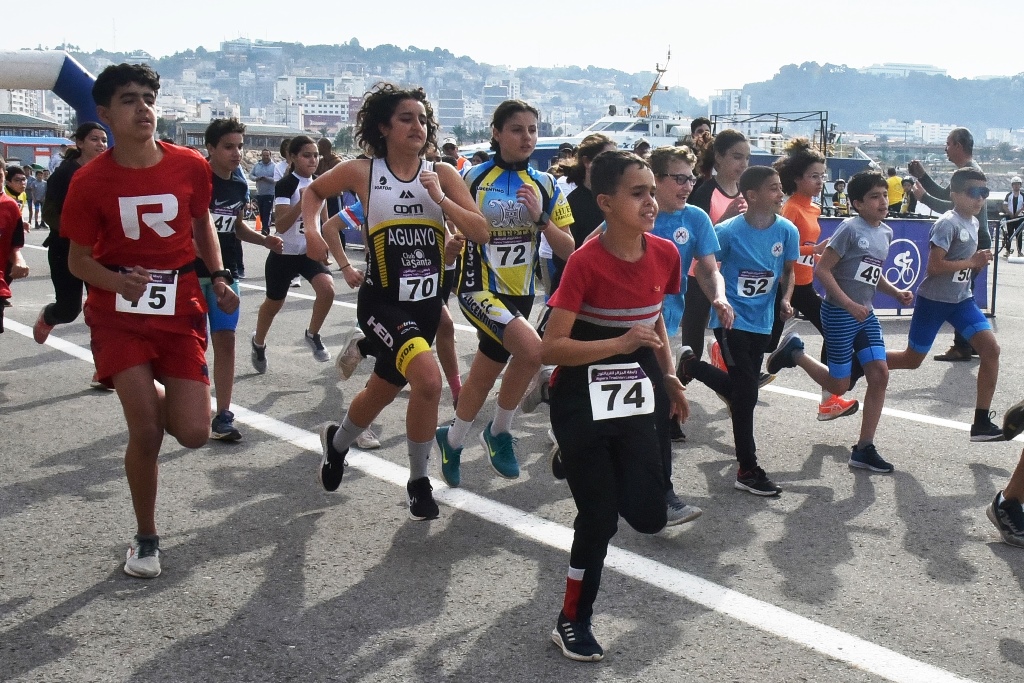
[[766, 331, 805, 375], [435, 425, 463, 487], [848, 443, 894, 473], [211, 409, 242, 442], [480, 421, 519, 479]]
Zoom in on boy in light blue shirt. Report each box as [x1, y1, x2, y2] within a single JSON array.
[[679, 166, 799, 496]]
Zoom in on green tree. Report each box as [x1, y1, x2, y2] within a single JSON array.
[[451, 125, 468, 143], [334, 126, 354, 151], [997, 142, 1013, 160]]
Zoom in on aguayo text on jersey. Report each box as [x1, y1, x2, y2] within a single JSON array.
[[363, 158, 446, 302]]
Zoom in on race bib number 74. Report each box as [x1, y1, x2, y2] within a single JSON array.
[[588, 363, 655, 421]]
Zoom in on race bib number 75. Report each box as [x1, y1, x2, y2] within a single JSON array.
[[588, 363, 655, 421], [115, 269, 177, 316]]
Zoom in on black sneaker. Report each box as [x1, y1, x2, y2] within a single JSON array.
[[250, 333, 267, 374], [987, 492, 1024, 548], [766, 331, 804, 374], [848, 443, 894, 473], [734, 466, 782, 496], [550, 444, 566, 481], [669, 419, 686, 442], [551, 611, 604, 662], [407, 477, 439, 520], [318, 423, 347, 491], [971, 411, 1005, 442], [675, 345, 696, 385], [1003, 400, 1024, 441], [758, 372, 776, 388]]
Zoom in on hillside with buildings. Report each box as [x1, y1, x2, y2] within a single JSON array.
[[2, 42, 1023, 157]]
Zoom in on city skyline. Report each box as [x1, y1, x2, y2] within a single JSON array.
[[3, 0, 1018, 100]]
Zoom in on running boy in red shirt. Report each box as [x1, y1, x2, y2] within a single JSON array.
[[543, 150, 688, 661], [62, 64, 238, 578]]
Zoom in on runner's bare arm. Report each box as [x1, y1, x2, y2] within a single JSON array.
[[435, 163, 489, 244], [303, 159, 370, 261], [67, 241, 149, 302], [694, 253, 733, 329], [542, 307, 662, 367]]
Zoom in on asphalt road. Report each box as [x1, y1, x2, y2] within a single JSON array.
[[3, 231, 1024, 682]]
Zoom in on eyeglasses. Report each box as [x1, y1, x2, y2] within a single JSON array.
[[964, 186, 990, 200], [661, 173, 697, 186]]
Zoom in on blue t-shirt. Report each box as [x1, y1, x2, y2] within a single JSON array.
[[652, 204, 718, 336], [711, 213, 800, 334]]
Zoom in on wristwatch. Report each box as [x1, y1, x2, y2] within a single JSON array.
[[210, 269, 234, 285]]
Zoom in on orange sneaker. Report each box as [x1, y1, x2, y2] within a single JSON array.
[[817, 395, 859, 421], [707, 340, 726, 372]]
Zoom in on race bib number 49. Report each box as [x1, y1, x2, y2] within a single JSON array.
[[115, 269, 177, 316], [588, 363, 655, 421], [854, 257, 883, 286], [737, 269, 775, 298]]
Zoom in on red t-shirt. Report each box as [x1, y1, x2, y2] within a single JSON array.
[[62, 142, 213, 316], [550, 233, 681, 339], [0, 193, 25, 299]]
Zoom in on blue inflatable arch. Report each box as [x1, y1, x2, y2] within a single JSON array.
[[0, 50, 101, 134]]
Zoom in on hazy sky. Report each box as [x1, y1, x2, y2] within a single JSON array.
[[3, 0, 1016, 99]]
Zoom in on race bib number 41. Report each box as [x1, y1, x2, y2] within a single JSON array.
[[588, 363, 655, 421], [115, 269, 177, 316]]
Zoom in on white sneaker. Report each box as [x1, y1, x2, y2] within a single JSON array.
[[356, 427, 381, 449], [336, 326, 366, 380], [520, 365, 553, 414], [290, 277, 301, 288], [124, 535, 161, 578]]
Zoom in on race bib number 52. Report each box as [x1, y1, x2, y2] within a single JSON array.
[[115, 269, 177, 316], [588, 363, 655, 421], [737, 269, 775, 298]]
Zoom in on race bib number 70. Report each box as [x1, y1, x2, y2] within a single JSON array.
[[588, 363, 655, 421]]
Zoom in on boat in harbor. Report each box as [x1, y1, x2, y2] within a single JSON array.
[[461, 54, 874, 181]]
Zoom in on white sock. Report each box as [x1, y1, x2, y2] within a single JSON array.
[[821, 389, 831, 402], [447, 416, 473, 449], [491, 405, 516, 435]]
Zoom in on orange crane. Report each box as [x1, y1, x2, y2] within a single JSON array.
[[632, 50, 670, 118]]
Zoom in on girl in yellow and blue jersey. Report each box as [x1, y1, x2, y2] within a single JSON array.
[[436, 99, 576, 486]]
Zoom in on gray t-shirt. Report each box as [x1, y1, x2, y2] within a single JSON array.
[[916, 209, 977, 303], [826, 216, 893, 308]]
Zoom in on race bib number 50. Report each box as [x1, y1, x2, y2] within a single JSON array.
[[953, 268, 971, 283], [588, 363, 655, 421], [115, 269, 177, 316]]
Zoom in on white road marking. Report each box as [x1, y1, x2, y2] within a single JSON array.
[[1, 320, 983, 683]]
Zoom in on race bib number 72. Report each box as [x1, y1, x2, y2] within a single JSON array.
[[588, 363, 655, 421]]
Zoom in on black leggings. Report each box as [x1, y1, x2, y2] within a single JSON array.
[[42, 235, 85, 326], [680, 275, 712, 360], [551, 371, 669, 623], [686, 328, 769, 470], [769, 283, 825, 362]]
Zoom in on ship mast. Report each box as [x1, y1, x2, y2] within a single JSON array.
[[632, 49, 670, 118]]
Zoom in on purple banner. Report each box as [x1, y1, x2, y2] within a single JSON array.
[[818, 217, 989, 315]]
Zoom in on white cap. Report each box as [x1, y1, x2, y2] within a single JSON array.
[[1012, 176, 1022, 184]]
